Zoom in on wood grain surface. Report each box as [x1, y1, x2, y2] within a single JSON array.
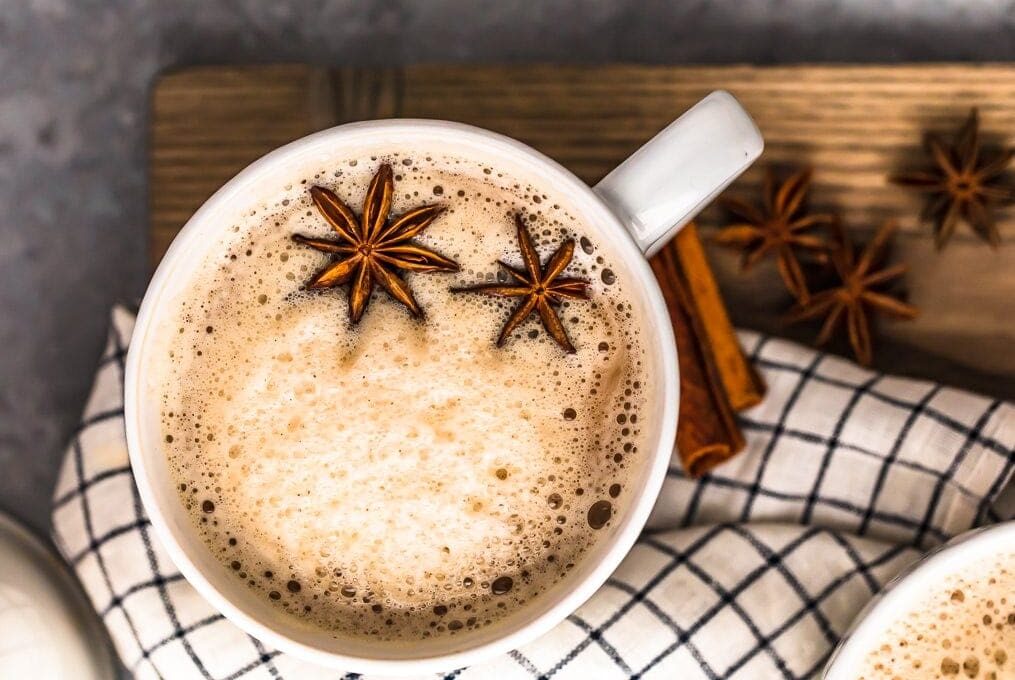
[[150, 64, 1015, 398]]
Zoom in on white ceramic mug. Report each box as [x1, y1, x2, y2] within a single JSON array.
[[125, 91, 763, 675], [824, 520, 1015, 678]]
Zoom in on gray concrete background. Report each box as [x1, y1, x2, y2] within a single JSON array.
[[2, 0, 1015, 537]]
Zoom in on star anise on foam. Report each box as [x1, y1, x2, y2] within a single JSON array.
[[292, 163, 459, 323], [715, 167, 834, 304], [451, 214, 590, 354], [890, 108, 1014, 249], [785, 220, 918, 366]]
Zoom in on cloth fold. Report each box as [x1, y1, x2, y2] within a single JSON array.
[[51, 307, 1014, 680]]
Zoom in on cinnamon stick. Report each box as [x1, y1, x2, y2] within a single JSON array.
[[650, 228, 749, 478], [673, 224, 765, 410]]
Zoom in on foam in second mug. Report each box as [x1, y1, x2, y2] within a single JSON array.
[[856, 552, 1014, 679], [153, 148, 652, 641]]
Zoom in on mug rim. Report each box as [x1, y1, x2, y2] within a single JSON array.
[[125, 118, 679, 674], [823, 520, 1015, 678]]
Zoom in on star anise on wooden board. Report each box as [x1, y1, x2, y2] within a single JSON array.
[[451, 214, 590, 353], [714, 167, 834, 304], [890, 108, 1014, 249], [292, 163, 459, 323], [785, 220, 918, 366]]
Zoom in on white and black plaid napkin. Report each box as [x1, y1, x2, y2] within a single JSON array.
[[51, 306, 1015, 680]]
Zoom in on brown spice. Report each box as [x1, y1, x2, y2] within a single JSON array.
[[292, 163, 459, 323], [650, 228, 748, 478], [785, 220, 918, 366], [890, 108, 1014, 249], [715, 167, 833, 303], [452, 213, 590, 353]]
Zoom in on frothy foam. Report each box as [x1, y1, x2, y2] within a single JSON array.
[[153, 150, 652, 641], [857, 553, 1014, 679]]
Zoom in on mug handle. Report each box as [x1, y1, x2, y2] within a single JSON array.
[[594, 91, 764, 256]]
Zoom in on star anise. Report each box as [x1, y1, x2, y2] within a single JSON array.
[[714, 167, 834, 304], [451, 214, 590, 353], [890, 108, 1014, 249], [785, 220, 918, 366], [292, 163, 459, 323]]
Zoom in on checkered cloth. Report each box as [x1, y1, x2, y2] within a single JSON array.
[[51, 306, 1015, 680]]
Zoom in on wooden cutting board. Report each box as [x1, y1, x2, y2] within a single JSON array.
[[150, 64, 1015, 399]]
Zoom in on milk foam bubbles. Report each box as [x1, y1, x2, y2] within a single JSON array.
[[857, 553, 1014, 679], [154, 150, 652, 640]]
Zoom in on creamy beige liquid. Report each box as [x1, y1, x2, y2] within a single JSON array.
[[152, 150, 652, 640], [857, 552, 1014, 679]]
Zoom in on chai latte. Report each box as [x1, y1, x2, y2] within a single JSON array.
[[857, 552, 1014, 679], [152, 149, 654, 641]]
